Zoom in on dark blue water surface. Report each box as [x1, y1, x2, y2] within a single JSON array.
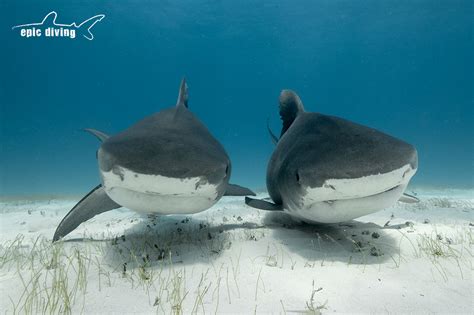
[[1, 0, 472, 195]]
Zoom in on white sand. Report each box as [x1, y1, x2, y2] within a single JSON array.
[[0, 188, 472, 314]]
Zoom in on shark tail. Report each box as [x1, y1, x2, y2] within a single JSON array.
[[77, 14, 105, 40]]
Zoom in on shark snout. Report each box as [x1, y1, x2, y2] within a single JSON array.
[[97, 145, 230, 189], [281, 140, 418, 207]]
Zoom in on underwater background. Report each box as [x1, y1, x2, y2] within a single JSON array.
[[1, 0, 472, 196]]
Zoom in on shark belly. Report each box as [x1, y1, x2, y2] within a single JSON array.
[[284, 164, 417, 223], [286, 184, 406, 223], [100, 166, 221, 214]]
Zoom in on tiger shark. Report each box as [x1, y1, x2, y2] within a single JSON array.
[[245, 90, 419, 223], [53, 79, 255, 241]]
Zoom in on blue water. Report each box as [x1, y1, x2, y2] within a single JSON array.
[[1, 0, 472, 195]]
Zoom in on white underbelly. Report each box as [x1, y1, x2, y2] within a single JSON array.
[[105, 187, 218, 214], [302, 164, 415, 202], [283, 164, 417, 223], [100, 166, 221, 214], [286, 184, 406, 223]]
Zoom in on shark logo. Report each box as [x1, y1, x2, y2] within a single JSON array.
[[12, 11, 105, 40]]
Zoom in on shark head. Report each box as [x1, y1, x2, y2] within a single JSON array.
[[96, 79, 231, 214], [261, 90, 418, 223]]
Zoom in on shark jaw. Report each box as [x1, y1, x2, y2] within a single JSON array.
[[100, 165, 223, 214], [284, 164, 417, 223], [286, 184, 407, 223]]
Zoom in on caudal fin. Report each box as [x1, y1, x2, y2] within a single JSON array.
[[77, 14, 105, 40], [53, 185, 120, 242]]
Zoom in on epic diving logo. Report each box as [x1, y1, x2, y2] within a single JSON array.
[[12, 11, 105, 40]]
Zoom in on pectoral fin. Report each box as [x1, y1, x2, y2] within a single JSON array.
[[84, 128, 109, 142], [53, 185, 121, 242], [224, 183, 256, 196], [245, 196, 283, 211], [267, 118, 279, 146], [398, 193, 420, 203]]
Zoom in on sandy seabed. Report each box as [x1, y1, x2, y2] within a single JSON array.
[[0, 188, 472, 314]]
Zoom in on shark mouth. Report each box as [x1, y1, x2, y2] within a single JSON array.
[[284, 164, 418, 223], [287, 184, 408, 224], [321, 184, 401, 205], [100, 165, 222, 214], [301, 164, 417, 203]]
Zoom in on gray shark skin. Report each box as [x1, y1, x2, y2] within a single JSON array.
[[53, 79, 255, 242], [246, 90, 418, 223]]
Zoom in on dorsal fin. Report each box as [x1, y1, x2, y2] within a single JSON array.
[[83, 128, 109, 142], [279, 90, 305, 137], [41, 11, 57, 25], [176, 78, 188, 108]]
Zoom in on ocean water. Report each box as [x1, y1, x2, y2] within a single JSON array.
[[1, 0, 472, 196]]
